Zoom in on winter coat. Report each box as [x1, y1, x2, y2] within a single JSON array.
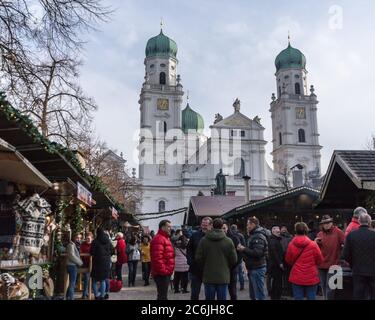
[[67, 242, 83, 267], [316, 226, 345, 269], [242, 227, 269, 270], [90, 230, 113, 281], [345, 217, 360, 237], [268, 235, 284, 272], [280, 232, 293, 254], [141, 243, 151, 263], [227, 231, 242, 267], [80, 241, 91, 268], [116, 238, 128, 265], [174, 247, 189, 272], [285, 235, 323, 286], [150, 230, 175, 276], [195, 229, 237, 285], [342, 225, 375, 276], [186, 229, 206, 277]]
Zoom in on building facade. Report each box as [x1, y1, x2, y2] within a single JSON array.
[[137, 29, 322, 231]]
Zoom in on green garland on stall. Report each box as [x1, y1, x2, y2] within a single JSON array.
[[70, 205, 83, 237], [0, 92, 128, 215]]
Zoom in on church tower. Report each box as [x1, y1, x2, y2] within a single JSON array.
[[138, 26, 184, 215], [270, 39, 322, 185]]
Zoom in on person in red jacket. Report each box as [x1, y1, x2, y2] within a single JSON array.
[[345, 207, 366, 237], [115, 232, 127, 282], [150, 219, 175, 300], [80, 232, 93, 299], [315, 215, 345, 300], [285, 222, 323, 300]]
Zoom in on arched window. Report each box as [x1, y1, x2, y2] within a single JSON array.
[[278, 86, 281, 97], [298, 129, 306, 143], [159, 72, 166, 85], [159, 121, 167, 134], [295, 82, 301, 95], [158, 200, 165, 213], [279, 132, 282, 146]]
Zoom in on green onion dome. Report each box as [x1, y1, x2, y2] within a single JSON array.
[[182, 103, 204, 134], [275, 43, 306, 72], [145, 30, 177, 58]]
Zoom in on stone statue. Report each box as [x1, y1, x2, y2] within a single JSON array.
[[233, 98, 241, 113], [214, 169, 226, 195], [214, 113, 223, 124], [253, 115, 261, 124]]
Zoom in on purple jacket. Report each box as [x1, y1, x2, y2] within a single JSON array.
[[174, 247, 189, 272]]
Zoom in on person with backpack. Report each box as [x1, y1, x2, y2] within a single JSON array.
[[173, 233, 189, 293], [126, 236, 141, 287], [285, 222, 323, 300]]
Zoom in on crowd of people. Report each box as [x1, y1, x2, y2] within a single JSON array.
[[64, 206, 375, 300]]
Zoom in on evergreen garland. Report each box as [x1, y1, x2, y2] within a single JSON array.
[[0, 92, 128, 216], [70, 205, 83, 237]]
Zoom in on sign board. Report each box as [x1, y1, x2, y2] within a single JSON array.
[[77, 182, 92, 207]]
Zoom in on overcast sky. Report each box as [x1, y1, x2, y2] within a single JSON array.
[[80, 0, 375, 175]]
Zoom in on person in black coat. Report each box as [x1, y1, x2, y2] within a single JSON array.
[[268, 226, 284, 300], [186, 217, 212, 300], [90, 228, 113, 300], [342, 213, 375, 300], [222, 222, 241, 300]]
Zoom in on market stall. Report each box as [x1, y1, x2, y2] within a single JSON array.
[[0, 138, 55, 299]]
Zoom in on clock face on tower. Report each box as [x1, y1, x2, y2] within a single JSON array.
[[157, 98, 169, 110], [296, 107, 306, 119]]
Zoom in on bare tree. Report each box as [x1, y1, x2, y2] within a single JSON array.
[[77, 133, 142, 214], [0, 0, 111, 145], [6, 45, 97, 146], [365, 134, 375, 150]]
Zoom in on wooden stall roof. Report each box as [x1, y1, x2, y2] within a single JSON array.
[[317, 150, 375, 209]]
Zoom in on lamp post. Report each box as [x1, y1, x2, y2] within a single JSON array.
[[243, 175, 251, 202], [290, 164, 304, 188]]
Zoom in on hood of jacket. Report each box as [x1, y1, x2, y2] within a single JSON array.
[[250, 226, 269, 238], [292, 235, 311, 249], [206, 229, 226, 241]]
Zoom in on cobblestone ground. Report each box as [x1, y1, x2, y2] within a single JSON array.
[[107, 265, 324, 300], [109, 264, 257, 300]]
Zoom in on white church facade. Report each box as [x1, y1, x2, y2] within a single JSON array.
[[137, 28, 322, 231]]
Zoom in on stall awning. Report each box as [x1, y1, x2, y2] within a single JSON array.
[[0, 138, 52, 188]]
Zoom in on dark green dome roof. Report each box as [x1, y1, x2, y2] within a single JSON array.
[[182, 104, 204, 134], [275, 43, 306, 72], [145, 30, 177, 58]]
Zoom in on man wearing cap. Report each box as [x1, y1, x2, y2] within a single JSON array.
[[315, 215, 345, 300]]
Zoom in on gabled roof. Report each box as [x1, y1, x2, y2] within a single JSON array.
[[211, 111, 264, 130], [189, 196, 246, 217], [222, 186, 320, 219], [320, 150, 375, 200]]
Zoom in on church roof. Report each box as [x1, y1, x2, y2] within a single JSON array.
[[189, 196, 246, 217], [145, 30, 178, 58], [275, 42, 306, 72], [211, 111, 264, 130], [182, 103, 204, 134]]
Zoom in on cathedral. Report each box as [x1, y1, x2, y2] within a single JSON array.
[[137, 28, 322, 230]]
